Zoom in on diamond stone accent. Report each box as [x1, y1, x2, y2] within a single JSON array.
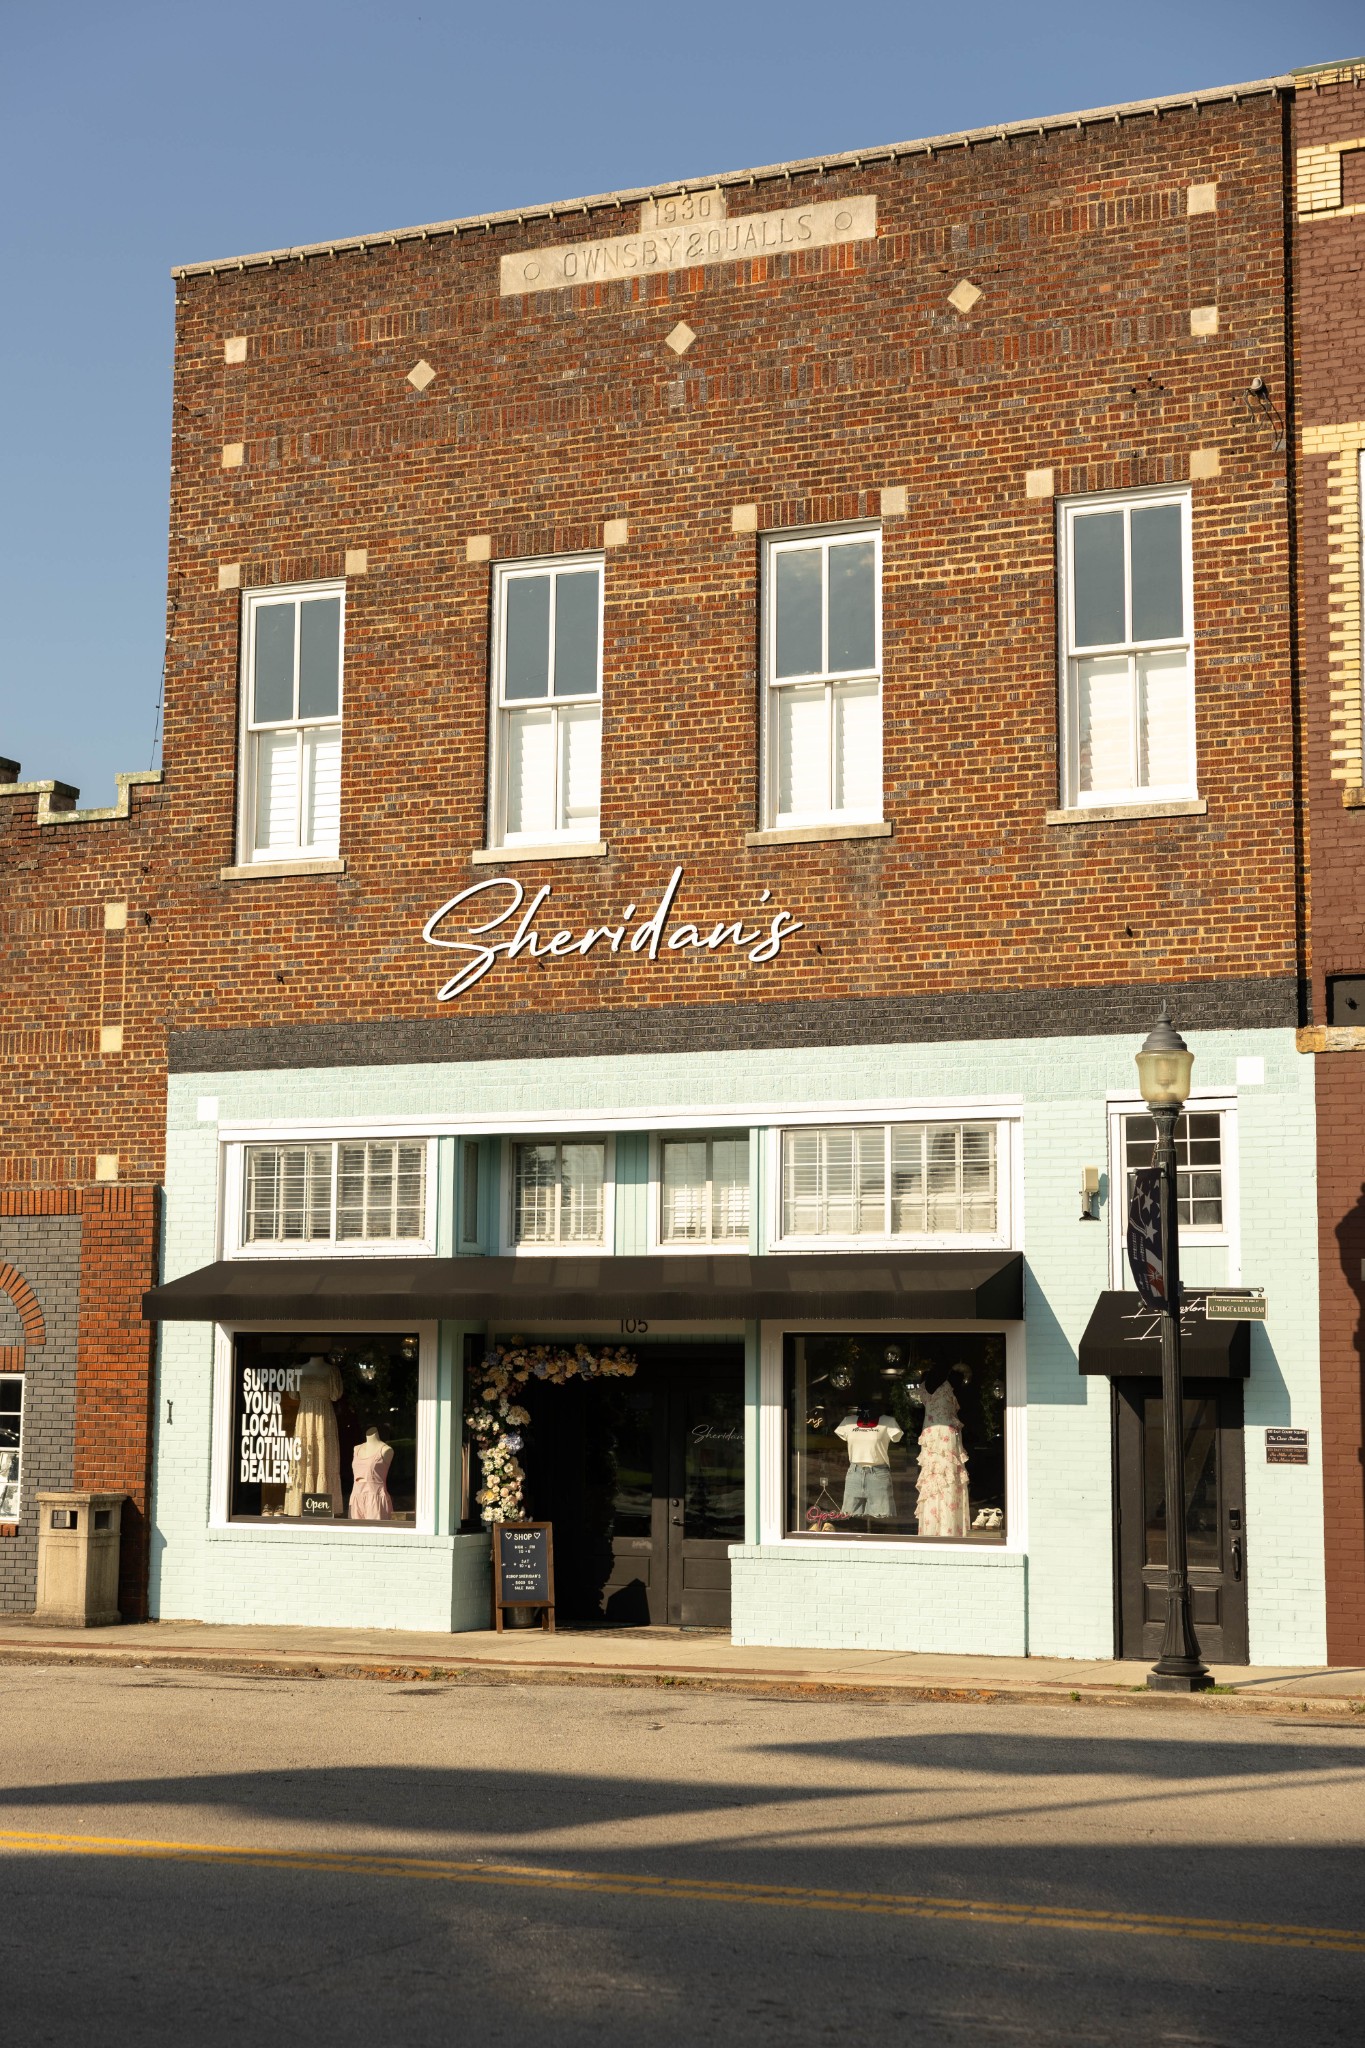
[[665, 322, 697, 356], [947, 279, 982, 315], [407, 359, 437, 390]]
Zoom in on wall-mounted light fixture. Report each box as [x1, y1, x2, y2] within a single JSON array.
[[1079, 1166, 1101, 1221]]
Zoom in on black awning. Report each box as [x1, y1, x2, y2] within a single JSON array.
[[1078, 1290, 1251, 1378], [143, 1250, 1024, 1325]]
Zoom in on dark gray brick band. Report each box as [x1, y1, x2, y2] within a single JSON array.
[[169, 977, 1301, 1073]]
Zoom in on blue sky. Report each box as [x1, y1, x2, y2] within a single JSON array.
[[2, 1, 1361, 804]]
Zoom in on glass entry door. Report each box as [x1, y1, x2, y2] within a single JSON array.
[[601, 1347, 745, 1628], [1114, 1378, 1248, 1663]]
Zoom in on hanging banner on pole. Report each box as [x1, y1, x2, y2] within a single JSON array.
[[1127, 1168, 1168, 1312]]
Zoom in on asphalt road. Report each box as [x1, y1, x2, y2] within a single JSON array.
[[1, 1664, 1363, 2047]]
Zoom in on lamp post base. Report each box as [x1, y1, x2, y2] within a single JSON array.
[[1147, 1667, 1214, 1693]]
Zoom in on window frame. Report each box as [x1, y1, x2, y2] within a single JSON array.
[[501, 1134, 616, 1255], [649, 1131, 755, 1253], [208, 1320, 439, 1533], [222, 1136, 438, 1259], [237, 579, 347, 866], [0, 1373, 23, 1522], [760, 523, 883, 830], [488, 552, 606, 851], [1106, 1095, 1239, 1281], [1057, 486, 1197, 809], [769, 1117, 1014, 1253], [757, 1318, 1028, 1554]]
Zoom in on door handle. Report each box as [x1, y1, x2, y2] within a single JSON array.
[[670, 1515, 683, 1527], [1231, 1537, 1243, 1583]]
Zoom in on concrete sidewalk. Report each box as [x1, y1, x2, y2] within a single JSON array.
[[1, 1615, 1362, 1716]]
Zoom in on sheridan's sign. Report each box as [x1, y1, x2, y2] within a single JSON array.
[[422, 865, 803, 1001], [500, 195, 877, 296]]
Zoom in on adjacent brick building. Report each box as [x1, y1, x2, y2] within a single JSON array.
[[1291, 57, 1365, 1663], [0, 764, 165, 1616]]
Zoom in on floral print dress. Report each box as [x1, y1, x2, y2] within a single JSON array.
[[915, 1381, 971, 1538]]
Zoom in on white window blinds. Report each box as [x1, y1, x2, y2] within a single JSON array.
[[660, 1137, 750, 1244], [781, 1123, 998, 1239], [513, 1142, 606, 1246], [244, 1141, 427, 1246]]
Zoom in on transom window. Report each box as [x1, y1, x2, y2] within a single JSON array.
[[1061, 491, 1195, 806], [780, 1123, 998, 1241], [492, 557, 603, 847], [1123, 1112, 1223, 1231], [513, 1141, 606, 1247], [763, 528, 882, 827], [660, 1136, 750, 1246], [241, 584, 344, 861], [0, 1377, 22, 1520], [244, 1140, 428, 1247]]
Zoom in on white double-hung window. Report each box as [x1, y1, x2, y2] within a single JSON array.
[[1060, 490, 1195, 806], [491, 556, 603, 847], [763, 527, 882, 827], [240, 583, 344, 862], [779, 1122, 999, 1244]]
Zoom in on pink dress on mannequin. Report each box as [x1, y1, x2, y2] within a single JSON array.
[[349, 1435, 394, 1521]]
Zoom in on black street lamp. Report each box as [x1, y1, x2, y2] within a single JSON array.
[[1134, 1004, 1213, 1694]]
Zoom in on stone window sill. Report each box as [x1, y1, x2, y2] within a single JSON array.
[[745, 821, 892, 848], [470, 841, 608, 865], [219, 857, 347, 880], [1341, 787, 1365, 810], [1297, 1027, 1365, 1054], [1045, 799, 1207, 826]]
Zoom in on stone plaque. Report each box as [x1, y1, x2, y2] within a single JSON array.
[[501, 194, 877, 296]]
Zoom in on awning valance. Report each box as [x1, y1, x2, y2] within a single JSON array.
[[143, 1250, 1024, 1326], [1078, 1290, 1251, 1379]]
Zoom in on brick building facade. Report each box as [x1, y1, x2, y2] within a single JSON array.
[[0, 766, 164, 1616], [1291, 59, 1365, 1663], [5, 67, 1348, 1659]]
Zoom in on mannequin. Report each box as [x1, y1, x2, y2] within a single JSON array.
[[835, 1403, 903, 1520], [915, 1369, 971, 1538], [349, 1427, 395, 1522], [284, 1355, 343, 1516]]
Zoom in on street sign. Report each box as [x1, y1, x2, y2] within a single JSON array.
[[1126, 1168, 1168, 1312], [1204, 1293, 1267, 1322]]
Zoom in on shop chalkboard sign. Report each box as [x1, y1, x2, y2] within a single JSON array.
[[491, 1520, 555, 1633]]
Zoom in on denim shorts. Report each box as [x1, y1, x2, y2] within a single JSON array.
[[842, 1466, 896, 1518]]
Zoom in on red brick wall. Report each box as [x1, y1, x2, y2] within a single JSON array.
[[0, 1189, 160, 1619], [1293, 73, 1365, 1659], [159, 96, 1297, 1027]]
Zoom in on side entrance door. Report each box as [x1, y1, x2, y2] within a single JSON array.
[[1113, 1377, 1249, 1664], [602, 1345, 746, 1628]]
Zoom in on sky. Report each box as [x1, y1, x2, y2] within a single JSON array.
[[2, 1, 1362, 806]]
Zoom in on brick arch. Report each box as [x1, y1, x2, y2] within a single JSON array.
[[0, 1262, 44, 1356]]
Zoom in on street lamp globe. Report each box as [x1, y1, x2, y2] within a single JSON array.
[[1135, 1002, 1194, 1109]]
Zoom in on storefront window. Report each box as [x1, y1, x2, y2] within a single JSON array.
[[660, 1136, 750, 1245], [785, 1332, 1007, 1542], [513, 1141, 606, 1245], [0, 1376, 21, 1519], [780, 1123, 997, 1241], [243, 1140, 428, 1246], [229, 1332, 419, 1524]]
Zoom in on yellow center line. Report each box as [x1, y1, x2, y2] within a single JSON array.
[[0, 1827, 1361, 1955]]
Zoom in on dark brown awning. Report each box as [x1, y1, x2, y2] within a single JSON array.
[[1078, 1290, 1251, 1378], [143, 1250, 1024, 1325]]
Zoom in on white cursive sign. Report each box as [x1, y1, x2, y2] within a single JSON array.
[[422, 865, 804, 1002]]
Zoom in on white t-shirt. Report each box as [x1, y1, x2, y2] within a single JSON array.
[[835, 1415, 904, 1467]]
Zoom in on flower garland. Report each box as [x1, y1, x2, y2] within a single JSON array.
[[465, 1341, 638, 1523]]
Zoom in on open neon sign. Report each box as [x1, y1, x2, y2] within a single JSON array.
[[422, 865, 804, 1002]]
